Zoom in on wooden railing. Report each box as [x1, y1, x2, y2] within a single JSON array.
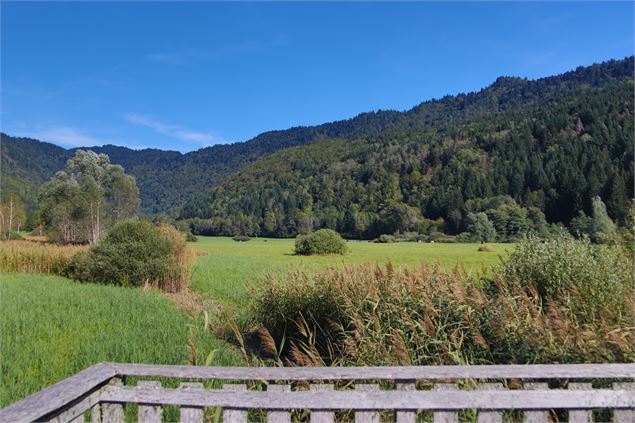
[[1, 363, 634, 422]]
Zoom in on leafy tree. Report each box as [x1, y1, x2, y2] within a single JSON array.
[[466, 212, 497, 242], [590, 196, 617, 243], [0, 192, 26, 238], [39, 150, 139, 244]]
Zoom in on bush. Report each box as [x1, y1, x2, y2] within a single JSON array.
[[373, 234, 397, 243], [232, 235, 251, 242], [68, 220, 195, 292], [498, 235, 633, 322], [294, 229, 347, 255], [477, 245, 495, 252], [185, 232, 198, 242]]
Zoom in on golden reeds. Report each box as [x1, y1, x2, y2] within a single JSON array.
[[0, 240, 87, 275]]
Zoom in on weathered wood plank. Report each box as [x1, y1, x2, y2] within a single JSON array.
[[90, 404, 101, 423], [101, 378, 125, 423], [223, 384, 248, 423], [138, 381, 162, 423], [45, 387, 104, 423], [433, 383, 458, 423], [310, 384, 334, 423], [355, 384, 380, 423], [267, 384, 291, 423], [614, 383, 635, 423], [0, 363, 116, 423], [567, 383, 591, 423], [395, 381, 416, 423], [99, 385, 635, 410], [110, 362, 635, 381], [69, 414, 84, 423], [477, 383, 503, 423], [523, 383, 549, 423], [180, 382, 204, 423]]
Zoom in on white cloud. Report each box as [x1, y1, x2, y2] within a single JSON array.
[[31, 127, 106, 147], [13, 126, 149, 150], [123, 113, 223, 146]]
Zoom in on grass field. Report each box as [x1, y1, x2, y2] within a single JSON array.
[[0, 273, 243, 407], [0, 237, 510, 408], [190, 237, 510, 307]]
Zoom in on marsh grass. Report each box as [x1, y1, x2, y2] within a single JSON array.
[[247, 253, 634, 367], [0, 240, 87, 274]]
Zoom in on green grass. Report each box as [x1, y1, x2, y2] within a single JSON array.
[[191, 237, 510, 307], [1, 237, 510, 408], [0, 273, 243, 407]]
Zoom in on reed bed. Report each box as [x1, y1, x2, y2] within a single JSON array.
[[245, 237, 634, 366], [0, 241, 87, 275]]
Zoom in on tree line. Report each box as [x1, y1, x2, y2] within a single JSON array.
[[180, 77, 634, 241]]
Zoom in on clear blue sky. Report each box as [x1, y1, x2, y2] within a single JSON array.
[[1, 2, 633, 152]]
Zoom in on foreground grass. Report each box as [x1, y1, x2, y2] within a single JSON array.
[[191, 237, 510, 306], [0, 273, 243, 407]]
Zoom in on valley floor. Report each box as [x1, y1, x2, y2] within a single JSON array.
[[0, 237, 509, 407]]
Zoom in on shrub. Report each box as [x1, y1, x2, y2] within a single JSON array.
[[232, 235, 251, 242], [477, 245, 495, 252], [185, 232, 198, 242], [498, 235, 633, 322], [294, 229, 347, 255], [373, 234, 397, 243], [68, 220, 195, 292]]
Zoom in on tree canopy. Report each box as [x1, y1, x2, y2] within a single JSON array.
[[38, 150, 139, 244]]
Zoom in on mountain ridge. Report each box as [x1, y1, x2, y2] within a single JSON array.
[[2, 56, 633, 215]]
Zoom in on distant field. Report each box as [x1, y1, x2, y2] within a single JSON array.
[[0, 273, 243, 408], [190, 236, 511, 307]]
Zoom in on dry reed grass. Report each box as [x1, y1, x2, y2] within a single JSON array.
[[0, 241, 87, 274], [248, 260, 634, 367]]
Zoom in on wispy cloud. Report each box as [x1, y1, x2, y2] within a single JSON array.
[[31, 127, 108, 147], [12, 126, 149, 150], [124, 113, 224, 146]]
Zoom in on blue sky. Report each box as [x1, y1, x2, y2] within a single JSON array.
[[1, 2, 633, 153]]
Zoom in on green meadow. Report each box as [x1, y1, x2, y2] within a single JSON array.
[[0, 237, 509, 407], [0, 273, 242, 407], [190, 237, 510, 307]]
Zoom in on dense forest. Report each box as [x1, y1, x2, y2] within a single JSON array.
[[2, 57, 633, 239], [180, 58, 634, 239]]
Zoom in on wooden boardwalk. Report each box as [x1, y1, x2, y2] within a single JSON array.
[[0, 363, 634, 422]]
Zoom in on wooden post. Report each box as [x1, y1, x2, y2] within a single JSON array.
[[310, 384, 335, 423], [223, 384, 248, 423], [137, 381, 162, 423], [567, 383, 591, 423], [101, 378, 124, 423], [433, 383, 459, 423], [395, 381, 416, 423], [355, 384, 380, 423], [477, 383, 503, 423], [179, 382, 204, 423], [523, 383, 549, 423], [267, 384, 291, 423], [614, 382, 635, 423]]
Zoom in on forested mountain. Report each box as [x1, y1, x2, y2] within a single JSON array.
[[2, 57, 633, 230], [179, 58, 634, 239]]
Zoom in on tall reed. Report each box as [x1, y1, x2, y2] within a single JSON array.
[[247, 252, 634, 366], [0, 241, 87, 275]]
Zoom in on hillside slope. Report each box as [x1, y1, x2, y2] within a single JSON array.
[[180, 60, 634, 238], [2, 57, 633, 215]]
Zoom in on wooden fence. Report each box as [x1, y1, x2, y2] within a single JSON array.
[[0, 363, 633, 422]]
